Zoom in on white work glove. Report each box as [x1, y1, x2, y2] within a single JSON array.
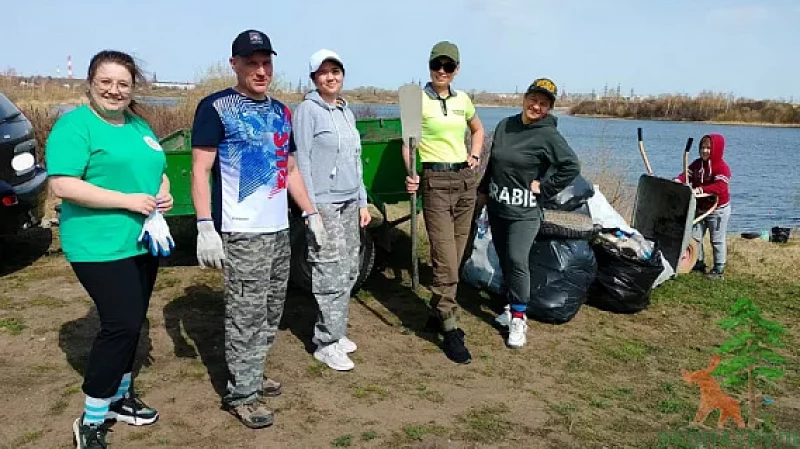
[[137, 210, 175, 257], [306, 212, 327, 248], [196, 220, 225, 269]]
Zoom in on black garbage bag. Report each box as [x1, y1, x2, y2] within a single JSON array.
[[527, 239, 597, 324], [587, 241, 664, 314], [541, 175, 595, 211]]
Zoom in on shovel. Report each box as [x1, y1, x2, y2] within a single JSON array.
[[399, 83, 423, 291]]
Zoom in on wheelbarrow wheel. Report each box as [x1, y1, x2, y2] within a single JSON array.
[[289, 218, 376, 296], [676, 239, 700, 274]]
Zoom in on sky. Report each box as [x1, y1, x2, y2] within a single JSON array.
[[2, 0, 799, 100]]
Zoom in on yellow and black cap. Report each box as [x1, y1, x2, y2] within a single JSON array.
[[525, 78, 558, 105]]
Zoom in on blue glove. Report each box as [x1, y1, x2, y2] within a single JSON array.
[[138, 210, 175, 257]]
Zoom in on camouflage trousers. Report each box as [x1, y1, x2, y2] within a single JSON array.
[[309, 201, 360, 345], [221, 230, 290, 406]]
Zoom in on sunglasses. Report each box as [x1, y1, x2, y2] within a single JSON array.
[[429, 59, 457, 73]]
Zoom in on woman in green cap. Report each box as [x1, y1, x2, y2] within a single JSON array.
[[477, 78, 581, 349], [404, 40, 485, 364]]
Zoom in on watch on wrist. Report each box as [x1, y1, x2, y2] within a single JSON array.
[[470, 155, 480, 161]]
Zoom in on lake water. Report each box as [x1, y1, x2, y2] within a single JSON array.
[[351, 104, 800, 233], [65, 99, 798, 232]]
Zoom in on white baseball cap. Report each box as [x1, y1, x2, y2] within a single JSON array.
[[309, 49, 344, 74]]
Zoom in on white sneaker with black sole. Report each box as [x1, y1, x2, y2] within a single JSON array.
[[507, 316, 528, 349], [314, 342, 354, 371], [107, 393, 159, 426]]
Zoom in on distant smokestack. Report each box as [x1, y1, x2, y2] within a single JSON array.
[[67, 56, 73, 79]]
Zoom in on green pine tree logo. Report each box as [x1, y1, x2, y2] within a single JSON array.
[[714, 297, 788, 429]]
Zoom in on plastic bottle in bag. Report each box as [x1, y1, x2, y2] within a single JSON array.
[[630, 234, 654, 260], [476, 208, 489, 239]]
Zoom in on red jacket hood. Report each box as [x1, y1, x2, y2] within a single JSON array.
[[704, 133, 725, 163]]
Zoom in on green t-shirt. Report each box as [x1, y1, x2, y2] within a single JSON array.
[[45, 105, 166, 262]]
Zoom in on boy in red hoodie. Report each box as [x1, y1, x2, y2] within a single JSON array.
[[675, 134, 731, 279]]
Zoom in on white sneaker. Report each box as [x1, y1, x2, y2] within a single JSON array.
[[314, 343, 354, 371], [337, 336, 357, 354], [495, 305, 511, 327], [312, 336, 357, 354], [507, 317, 528, 349]]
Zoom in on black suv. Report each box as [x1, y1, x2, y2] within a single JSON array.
[[0, 93, 47, 236]]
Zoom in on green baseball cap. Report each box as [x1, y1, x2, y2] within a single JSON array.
[[429, 41, 460, 63]]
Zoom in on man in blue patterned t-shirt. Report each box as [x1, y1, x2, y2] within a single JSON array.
[[190, 29, 324, 429]]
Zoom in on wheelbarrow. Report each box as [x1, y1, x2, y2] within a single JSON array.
[[630, 129, 717, 275]]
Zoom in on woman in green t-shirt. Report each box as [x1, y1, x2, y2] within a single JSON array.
[[45, 50, 172, 448]]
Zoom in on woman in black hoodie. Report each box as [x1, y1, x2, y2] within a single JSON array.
[[477, 78, 580, 349]]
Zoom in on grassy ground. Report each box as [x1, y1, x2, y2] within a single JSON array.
[[0, 212, 798, 448]]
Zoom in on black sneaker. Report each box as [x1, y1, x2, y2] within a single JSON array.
[[692, 262, 707, 273], [73, 417, 109, 449], [108, 393, 159, 426], [442, 329, 471, 364], [706, 267, 725, 280], [424, 315, 442, 333]]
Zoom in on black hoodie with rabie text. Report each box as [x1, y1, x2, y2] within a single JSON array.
[[478, 113, 580, 221]]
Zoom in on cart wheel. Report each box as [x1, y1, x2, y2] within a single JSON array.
[[677, 239, 700, 274], [289, 219, 376, 295]]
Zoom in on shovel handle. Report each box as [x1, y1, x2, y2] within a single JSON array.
[[408, 137, 419, 291]]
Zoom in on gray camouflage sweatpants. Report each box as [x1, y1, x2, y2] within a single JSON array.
[[222, 230, 290, 406], [309, 201, 360, 346]]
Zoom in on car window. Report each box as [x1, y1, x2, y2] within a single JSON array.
[[0, 94, 21, 121]]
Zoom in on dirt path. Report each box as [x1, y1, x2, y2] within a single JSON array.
[[1, 228, 798, 449]]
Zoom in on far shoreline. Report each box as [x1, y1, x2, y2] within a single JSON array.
[[569, 113, 800, 129]]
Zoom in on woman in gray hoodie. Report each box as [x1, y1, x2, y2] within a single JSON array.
[[293, 49, 371, 372]]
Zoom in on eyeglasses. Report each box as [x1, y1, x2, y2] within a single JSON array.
[[92, 78, 133, 94], [429, 59, 457, 73]]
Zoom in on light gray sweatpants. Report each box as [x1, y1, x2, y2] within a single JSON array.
[[693, 204, 731, 268], [309, 201, 360, 346]]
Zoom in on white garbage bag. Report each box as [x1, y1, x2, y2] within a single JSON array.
[[462, 207, 504, 295]]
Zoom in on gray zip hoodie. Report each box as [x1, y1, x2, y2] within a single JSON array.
[[293, 90, 367, 207]]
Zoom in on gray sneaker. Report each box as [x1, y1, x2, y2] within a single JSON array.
[[262, 377, 282, 397], [73, 417, 109, 449], [226, 397, 275, 429]]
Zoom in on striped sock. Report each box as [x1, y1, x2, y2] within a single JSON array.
[[82, 396, 111, 426], [111, 372, 132, 402]]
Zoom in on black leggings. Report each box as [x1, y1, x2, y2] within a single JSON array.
[[71, 254, 159, 399], [488, 214, 541, 310]]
